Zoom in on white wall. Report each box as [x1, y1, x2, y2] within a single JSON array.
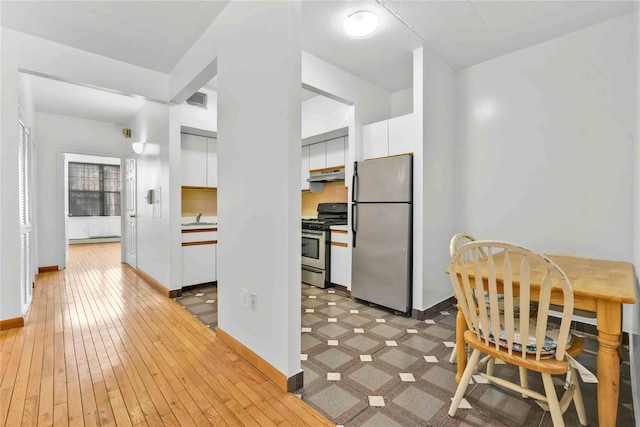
[[126, 102, 172, 288], [68, 217, 121, 240], [391, 87, 413, 118], [34, 113, 124, 268], [176, 88, 218, 132], [457, 13, 637, 332], [301, 94, 350, 139]]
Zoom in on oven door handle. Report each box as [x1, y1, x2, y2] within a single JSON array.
[[302, 230, 323, 237], [302, 265, 324, 273]]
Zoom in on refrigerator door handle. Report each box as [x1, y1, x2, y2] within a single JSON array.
[[351, 161, 358, 202], [351, 203, 357, 248]]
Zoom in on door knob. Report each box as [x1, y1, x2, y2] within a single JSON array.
[[130, 214, 136, 218]]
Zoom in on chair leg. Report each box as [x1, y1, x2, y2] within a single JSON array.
[[519, 367, 528, 398], [569, 367, 587, 425], [486, 357, 495, 377], [449, 349, 481, 417], [448, 342, 458, 364], [541, 373, 565, 427]]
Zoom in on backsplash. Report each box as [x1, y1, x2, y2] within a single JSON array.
[[182, 187, 217, 217], [182, 184, 346, 218], [301, 182, 348, 217]]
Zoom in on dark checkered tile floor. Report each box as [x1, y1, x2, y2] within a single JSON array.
[[175, 285, 218, 328], [176, 283, 636, 426]]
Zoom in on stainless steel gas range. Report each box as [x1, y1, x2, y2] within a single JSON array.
[[301, 202, 348, 288]]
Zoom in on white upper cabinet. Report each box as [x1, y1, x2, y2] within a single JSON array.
[[388, 113, 416, 157], [206, 138, 218, 188], [309, 142, 326, 171], [181, 133, 218, 188], [301, 145, 310, 191], [324, 137, 345, 168], [181, 133, 207, 187], [308, 136, 346, 171], [362, 113, 416, 160], [362, 120, 389, 160]]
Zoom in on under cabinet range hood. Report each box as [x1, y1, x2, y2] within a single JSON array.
[[307, 168, 345, 183]]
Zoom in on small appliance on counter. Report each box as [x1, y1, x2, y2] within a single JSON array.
[[301, 202, 348, 288]]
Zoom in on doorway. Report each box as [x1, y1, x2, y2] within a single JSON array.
[[60, 152, 123, 268]]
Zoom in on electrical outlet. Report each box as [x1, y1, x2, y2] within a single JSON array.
[[250, 292, 257, 311], [241, 288, 249, 309]]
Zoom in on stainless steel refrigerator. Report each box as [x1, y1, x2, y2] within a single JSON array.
[[351, 154, 412, 314]]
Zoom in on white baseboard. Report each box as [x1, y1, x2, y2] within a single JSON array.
[[70, 237, 121, 245]]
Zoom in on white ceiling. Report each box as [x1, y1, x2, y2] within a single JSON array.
[[2, 1, 637, 124], [1, 1, 229, 73], [302, 0, 637, 92], [26, 74, 147, 124]]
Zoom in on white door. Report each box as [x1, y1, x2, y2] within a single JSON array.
[[19, 120, 34, 312], [124, 156, 137, 267], [63, 154, 70, 268]]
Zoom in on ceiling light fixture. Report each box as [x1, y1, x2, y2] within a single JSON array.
[[344, 10, 378, 38], [132, 141, 146, 155]]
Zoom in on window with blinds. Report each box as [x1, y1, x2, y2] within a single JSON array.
[[68, 162, 121, 216]]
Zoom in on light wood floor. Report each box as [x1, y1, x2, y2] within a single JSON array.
[[0, 243, 333, 426]]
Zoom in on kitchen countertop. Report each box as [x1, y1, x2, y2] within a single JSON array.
[[182, 216, 217, 230]]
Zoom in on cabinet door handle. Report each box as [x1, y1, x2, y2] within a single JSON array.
[[130, 214, 136, 218]]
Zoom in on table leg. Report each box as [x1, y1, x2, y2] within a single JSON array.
[[596, 300, 622, 427], [455, 304, 467, 384]]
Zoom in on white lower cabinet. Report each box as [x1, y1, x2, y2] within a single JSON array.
[[330, 228, 350, 287], [182, 229, 217, 286], [182, 244, 217, 286]]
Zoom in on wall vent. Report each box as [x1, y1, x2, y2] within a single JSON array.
[[186, 92, 208, 108]]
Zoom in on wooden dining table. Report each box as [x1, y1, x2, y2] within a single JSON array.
[[447, 253, 636, 427]]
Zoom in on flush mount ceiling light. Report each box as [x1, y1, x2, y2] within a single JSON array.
[[132, 141, 146, 155], [344, 10, 378, 38]]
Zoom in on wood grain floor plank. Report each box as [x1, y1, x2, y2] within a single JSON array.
[[35, 375, 53, 426], [52, 401, 68, 427], [1, 243, 332, 427], [0, 328, 19, 384]]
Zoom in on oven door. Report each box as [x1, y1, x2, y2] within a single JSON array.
[[302, 230, 325, 270], [302, 265, 326, 288]]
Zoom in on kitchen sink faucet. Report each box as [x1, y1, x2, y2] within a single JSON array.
[[196, 212, 202, 223]]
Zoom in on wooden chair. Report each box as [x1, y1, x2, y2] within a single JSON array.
[[448, 233, 484, 363], [448, 241, 587, 427]]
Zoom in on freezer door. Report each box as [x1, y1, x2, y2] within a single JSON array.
[[351, 203, 411, 313], [353, 155, 412, 203]]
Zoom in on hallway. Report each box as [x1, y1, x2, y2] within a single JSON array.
[[0, 243, 332, 426]]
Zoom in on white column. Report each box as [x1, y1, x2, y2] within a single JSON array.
[[216, 1, 302, 381], [414, 47, 457, 311]]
